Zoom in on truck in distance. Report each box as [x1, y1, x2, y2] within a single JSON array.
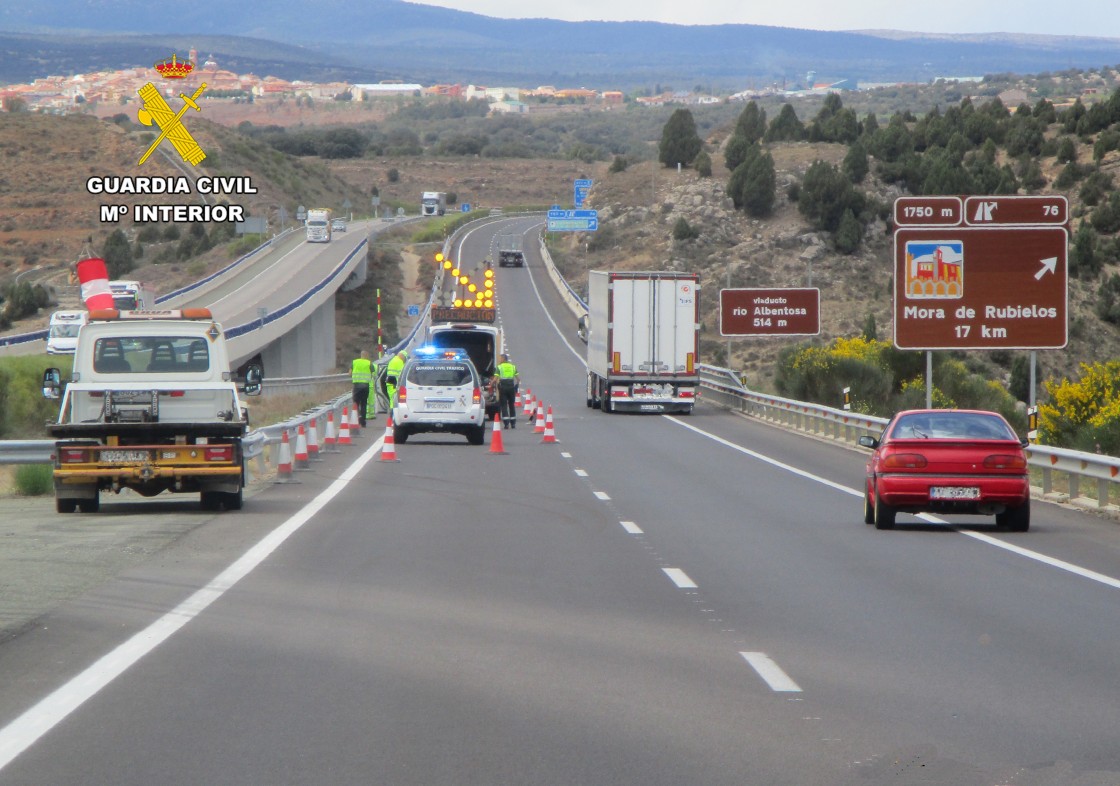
[[109, 280, 156, 311], [421, 192, 447, 217], [41, 308, 262, 513], [306, 208, 332, 242], [585, 270, 700, 414], [497, 234, 525, 267]]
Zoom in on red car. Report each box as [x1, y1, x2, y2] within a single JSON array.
[[859, 409, 1031, 531]]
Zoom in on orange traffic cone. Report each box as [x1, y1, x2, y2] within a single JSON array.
[[338, 407, 352, 446], [489, 413, 507, 455], [380, 416, 400, 462], [274, 429, 294, 484], [541, 406, 557, 443], [323, 410, 339, 453], [534, 402, 546, 433], [307, 417, 322, 461], [349, 405, 361, 437], [294, 423, 310, 469]]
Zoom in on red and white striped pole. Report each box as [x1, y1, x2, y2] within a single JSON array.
[[76, 257, 115, 310]]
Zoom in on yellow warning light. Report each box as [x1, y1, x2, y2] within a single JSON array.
[[484, 289, 493, 298], [473, 298, 483, 307], [435, 252, 444, 263], [484, 299, 493, 308], [468, 283, 477, 293], [443, 260, 452, 270], [459, 275, 470, 285], [451, 268, 460, 277], [484, 269, 494, 279], [454, 298, 463, 307]]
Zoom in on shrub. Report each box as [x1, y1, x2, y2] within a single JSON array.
[[14, 464, 52, 496], [1039, 361, 1120, 451], [672, 218, 699, 241]]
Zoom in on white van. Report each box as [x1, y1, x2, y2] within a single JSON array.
[[47, 310, 88, 355]]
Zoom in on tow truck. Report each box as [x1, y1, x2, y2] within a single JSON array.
[[42, 308, 262, 513]]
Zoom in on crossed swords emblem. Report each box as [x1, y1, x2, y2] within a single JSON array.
[[136, 82, 208, 166]]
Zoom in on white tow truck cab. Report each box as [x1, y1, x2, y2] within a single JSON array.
[[42, 308, 262, 513]]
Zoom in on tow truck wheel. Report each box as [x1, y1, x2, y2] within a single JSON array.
[[56, 497, 77, 514], [200, 491, 221, 511], [222, 486, 244, 511], [77, 496, 99, 513]]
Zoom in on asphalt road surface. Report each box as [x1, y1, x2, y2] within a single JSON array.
[[2, 219, 1120, 785]]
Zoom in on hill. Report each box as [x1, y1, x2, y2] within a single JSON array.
[[4, 1, 1120, 89]]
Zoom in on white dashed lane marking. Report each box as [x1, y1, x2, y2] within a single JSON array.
[[740, 652, 804, 692], [661, 567, 698, 589]]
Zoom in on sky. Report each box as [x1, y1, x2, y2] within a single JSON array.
[[410, 0, 1120, 39]]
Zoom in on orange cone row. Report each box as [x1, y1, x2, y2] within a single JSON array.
[[381, 416, 400, 462]]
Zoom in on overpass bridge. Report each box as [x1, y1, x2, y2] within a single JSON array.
[[0, 218, 407, 378]]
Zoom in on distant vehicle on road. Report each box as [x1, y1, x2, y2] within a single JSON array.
[[498, 234, 525, 267], [331, 218, 347, 232], [858, 408, 1031, 531], [108, 280, 156, 311], [306, 208, 332, 242], [46, 310, 88, 355], [421, 192, 447, 217]]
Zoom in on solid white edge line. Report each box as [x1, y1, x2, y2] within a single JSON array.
[[664, 416, 1120, 594], [620, 520, 644, 535], [740, 651, 803, 692], [662, 567, 698, 589], [0, 435, 387, 772]]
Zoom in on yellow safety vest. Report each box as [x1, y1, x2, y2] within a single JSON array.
[[351, 357, 373, 384]]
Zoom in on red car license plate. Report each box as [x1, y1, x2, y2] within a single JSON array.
[[930, 486, 981, 500]]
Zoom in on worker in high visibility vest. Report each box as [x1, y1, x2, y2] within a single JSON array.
[[495, 353, 520, 429], [351, 350, 373, 427], [385, 349, 408, 408]]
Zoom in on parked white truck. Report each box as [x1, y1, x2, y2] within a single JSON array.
[[421, 192, 447, 217], [41, 308, 262, 513], [306, 207, 332, 242], [585, 270, 700, 414]]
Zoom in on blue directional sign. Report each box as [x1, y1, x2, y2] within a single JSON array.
[[407, 304, 420, 317], [574, 179, 593, 208], [548, 215, 598, 232], [461, 203, 471, 212]]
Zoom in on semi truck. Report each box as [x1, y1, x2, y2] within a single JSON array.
[[306, 208, 332, 242], [585, 270, 700, 414], [41, 308, 262, 513], [108, 280, 156, 311], [497, 234, 525, 267], [421, 192, 447, 217]]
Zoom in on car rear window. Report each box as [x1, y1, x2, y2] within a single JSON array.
[[892, 412, 1016, 440], [407, 362, 474, 387]]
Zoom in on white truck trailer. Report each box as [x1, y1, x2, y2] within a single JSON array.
[[585, 270, 700, 414]]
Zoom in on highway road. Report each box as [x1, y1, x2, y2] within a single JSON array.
[[2, 218, 1120, 784]]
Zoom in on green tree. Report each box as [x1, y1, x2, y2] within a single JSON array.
[[834, 208, 863, 254], [723, 133, 752, 173], [102, 229, 133, 278], [734, 101, 767, 144], [799, 160, 865, 233], [659, 108, 703, 168], [765, 104, 805, 142], [693, 151, 712, 177], [843, 139, 869, 184]]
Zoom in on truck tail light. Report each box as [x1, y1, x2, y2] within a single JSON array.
[[204, 445, 233, 462], [679, 389, 695, 399], [162, 391, 185, 397], [60, 447, 87, 463]]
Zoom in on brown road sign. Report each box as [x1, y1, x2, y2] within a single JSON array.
[[894, 196, 963, 227], [963, 195, 1068, 226], [721, 288, 820, 336], [893, 226, 1068, 350]]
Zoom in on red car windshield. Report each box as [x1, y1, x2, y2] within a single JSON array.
[[891, 412, 1017, 441]]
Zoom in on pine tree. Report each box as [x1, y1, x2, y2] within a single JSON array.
[[659, 108, 703, 168], [101, 229, 133, 278]]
